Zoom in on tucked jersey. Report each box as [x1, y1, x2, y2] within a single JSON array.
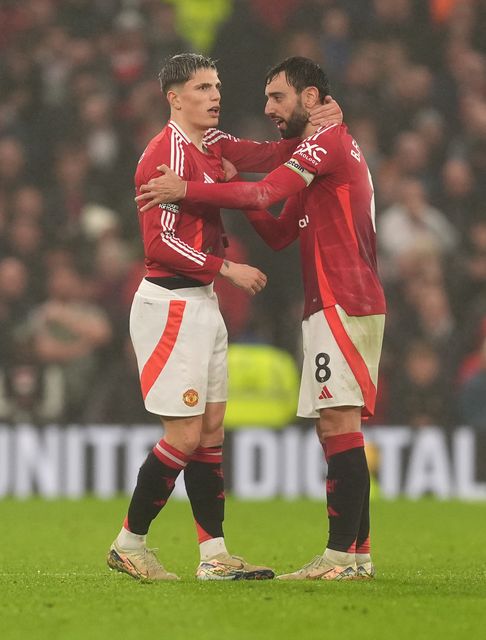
[[135, 121, 299, 283], [186, 124, 386, 318]]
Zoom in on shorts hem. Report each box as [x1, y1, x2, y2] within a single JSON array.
[[297, 400, 364, 419], [144, 407, 206, 418]]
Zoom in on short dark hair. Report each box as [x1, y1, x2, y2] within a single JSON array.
[[158, 53, 217, 94], [265, 56, 330, 102]]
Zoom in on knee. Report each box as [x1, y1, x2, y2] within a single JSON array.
[[181, 430, 203, 453], [316, 418, 333, 443], [200, 423, 224, 448], [162, 417, 202, 454], [317, 406, 362, 441]]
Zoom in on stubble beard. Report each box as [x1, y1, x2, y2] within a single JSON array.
[[280, 105, 309, 139]]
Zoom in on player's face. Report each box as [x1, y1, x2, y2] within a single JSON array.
[[174, 68, 221, 130], [265, 72, 308, 139]]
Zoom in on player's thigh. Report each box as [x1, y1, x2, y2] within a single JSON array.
[[206, 294, 228, 405], [129, 281, 215, 417], [298, 308, 383, 418]]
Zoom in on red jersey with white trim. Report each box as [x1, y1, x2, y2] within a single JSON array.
[[135, 122, 299, 283], [135, 120, 226, 283], [186, 124, 386, 317], [202, 128, 299, 172], [281, 123, 385, 318]]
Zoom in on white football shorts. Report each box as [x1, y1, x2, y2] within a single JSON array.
[[129, 278, 228, 417], [298, 305, 385, 419]]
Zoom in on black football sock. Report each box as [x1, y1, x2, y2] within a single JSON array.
[[125, 439, 189, 535], [184, 445, 225, 543], [324, 432, 368, 553], [356, 466, 371, 555]]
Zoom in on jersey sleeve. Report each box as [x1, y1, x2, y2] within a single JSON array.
[[140, 204, 223, 282], [185, 163, 306, 210], [288, 124, 342, 177], [184, 126, 344, 210], [244, 197, 300, 251], [203, 128, 299, 173], [136, 144, 223, 282]]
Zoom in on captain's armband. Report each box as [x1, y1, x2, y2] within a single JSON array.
[[284, 158, 315, 187]]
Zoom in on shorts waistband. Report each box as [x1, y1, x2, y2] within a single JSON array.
[[145, 275, 205, 289], [137, 277, 214, 299]]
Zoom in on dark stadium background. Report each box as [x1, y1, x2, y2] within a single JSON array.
[[1, 0, 486, 499]]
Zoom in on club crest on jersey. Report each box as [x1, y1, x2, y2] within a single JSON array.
[[183, 388, 199, 407], [295, 142, 328, 166]]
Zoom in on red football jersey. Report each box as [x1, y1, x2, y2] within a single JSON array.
[[279, 123, 386, 318], [186, 124, 386, 317], [135, 121, 299, 283], [202, 128, 299, 172]]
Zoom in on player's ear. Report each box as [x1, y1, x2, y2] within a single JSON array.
[[302, 86, 320, 109], [167, 89, 182, 111]]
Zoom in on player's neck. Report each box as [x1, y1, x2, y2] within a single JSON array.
[[170, 114, 206, 151], [301, 122, 319, 140]]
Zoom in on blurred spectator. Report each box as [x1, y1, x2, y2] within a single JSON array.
[[0, 335, 67, 425], [0, 256, 30, 358], [27, 265, 112, 421], [458, 336, 486, 430], [387, 340, 454, 428], [0, 138, 27, 191], [319, 7, 352, 76], [438, 157, 479, 232], [82, 336, 156, 424], [378, 178, 457, 280], [144, 1, 192, 72]]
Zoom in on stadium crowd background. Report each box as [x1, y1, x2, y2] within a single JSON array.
[[0, 0, 485, 430]]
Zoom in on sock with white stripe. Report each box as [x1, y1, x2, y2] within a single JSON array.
[[184, 445, 226, 557], [125, 439, 189, 535]]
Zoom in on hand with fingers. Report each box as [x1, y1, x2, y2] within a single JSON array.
[[135, 164, 186, 212], [219, 260, 267, 296], [308, 95, 343, 128]]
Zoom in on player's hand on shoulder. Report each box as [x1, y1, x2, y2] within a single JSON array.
[[219, 260, 267, 295], [308, 96, 343, 128], [135, 164, 186, 212]]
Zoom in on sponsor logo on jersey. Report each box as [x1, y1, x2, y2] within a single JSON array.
[[294, 141, 328, 165], [298, 214, 309, 228], [183, 388, 199, 407], [203, 172, 215, 183], [159, 202, 180, 214]]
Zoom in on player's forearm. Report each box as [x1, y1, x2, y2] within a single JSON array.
[[145, 238, 223, 283], [186, 165, 304, 210], [244, 210, 295, 251]]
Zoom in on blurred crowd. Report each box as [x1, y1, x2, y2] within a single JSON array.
[[1, 0, 485, 429]]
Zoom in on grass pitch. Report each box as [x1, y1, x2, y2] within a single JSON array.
[[1, 497, 485, 640]]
